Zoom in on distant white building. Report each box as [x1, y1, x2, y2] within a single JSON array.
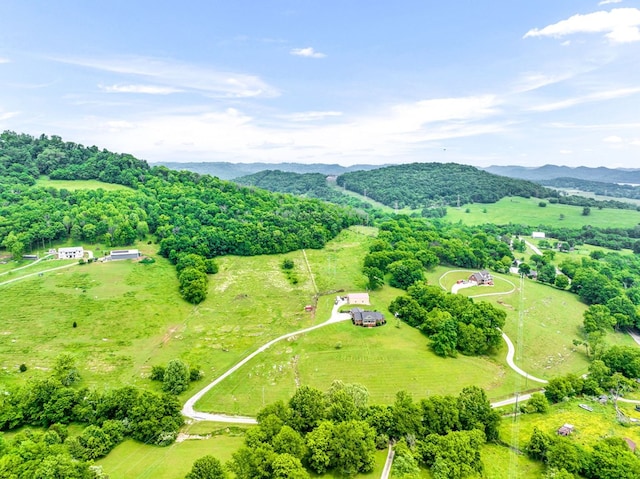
[[58, 246, 84, 260], [532, 231, 546, 239], [109, 249, 140, 261]]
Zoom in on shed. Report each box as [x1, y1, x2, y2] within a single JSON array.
[[532, 231, 546, 239], [624, 437, 636, 452], [346, 293, 370, 305], [109, 249, 140, 261], [557, 424, 574, 436]]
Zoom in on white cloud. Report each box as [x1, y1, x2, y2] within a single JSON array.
[[524, 8, 640, 43], [530, 87, 640, 111], [603, 135, 623, 142], [560, 149, 573, 154], [55, 56, 279, 98], [599, 0, 622, 5], [0, 110, 19, 121], [99, 84, 182, 95], [283, 111, 343, 122], [75, 94, 505, 165], [0, 57, 10, 64], [511, 72, 574, 93], [104, 120, 136, 132], [290, 47, 326, 58]]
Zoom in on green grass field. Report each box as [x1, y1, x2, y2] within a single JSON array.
[[499, 397, 640, 452], [425, 266, 636, 381], [3, 220, 638, 477], [35, 177, 132, 191], [446, 196, 640, 229]]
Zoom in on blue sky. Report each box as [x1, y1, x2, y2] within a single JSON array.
[[1, 1, 639, 167]]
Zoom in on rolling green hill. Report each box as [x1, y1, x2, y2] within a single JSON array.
[[337, 162, 555, 208]]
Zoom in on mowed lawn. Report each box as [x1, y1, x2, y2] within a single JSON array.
[[427, 266, 636, 380], [35, 177, 132, 191], [446, 196, 640, 229], [196, 316, 516, 416]]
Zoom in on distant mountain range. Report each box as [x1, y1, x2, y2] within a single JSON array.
[[152, 161, 384, 180], [484, 165, 640, 184]]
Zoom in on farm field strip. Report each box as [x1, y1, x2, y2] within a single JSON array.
[[446, 196, 640, 229]]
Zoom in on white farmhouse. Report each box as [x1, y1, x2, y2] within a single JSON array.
[[58, 246, 84, 260]]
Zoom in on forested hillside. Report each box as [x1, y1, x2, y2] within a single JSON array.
[[233, 169, 372, 210], [0, 131, 362, 302], [336, 162, 555, 209]]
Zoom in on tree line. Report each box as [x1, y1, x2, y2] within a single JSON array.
[[183, 381, 500, 479]]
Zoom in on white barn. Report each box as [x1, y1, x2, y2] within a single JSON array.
[[532, 231, 546, 239], [109, 249, 140, 261], [58, 246, 84, 260]]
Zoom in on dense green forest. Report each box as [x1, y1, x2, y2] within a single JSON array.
[[336, 162, 555, 208], [335, 162, 639, 212], [233, 169, 373, 210], [0, 131, 362, 302], [540, 177, 640, 200]]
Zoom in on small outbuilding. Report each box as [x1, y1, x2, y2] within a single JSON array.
[[532, 231, 546, 239], [557, 424, 574, 436], [624, 437, 636, 452], [109, 249, 141, 261], [346, 293, 370, 305]]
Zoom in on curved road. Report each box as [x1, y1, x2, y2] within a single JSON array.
[[182, 299, 351, 423], [440, 269, 547, 385]]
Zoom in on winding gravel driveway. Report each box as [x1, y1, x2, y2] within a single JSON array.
[[182, 298, 351, 423], [440, 269, 547, 385]]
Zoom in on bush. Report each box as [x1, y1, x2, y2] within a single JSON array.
[[281, 258, 295, 270], [150, 365, 166, 381], [189, 366, 203, 382], [539, 201, 547, 207], [19, 363, 27, 372]]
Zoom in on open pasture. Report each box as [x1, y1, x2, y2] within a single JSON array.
[[0, 228, 374, 397], [35, 177, 132, 191], [446, 196, 640, 229], [195, 317, 517, 416], [499, 398, 640, 452]]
